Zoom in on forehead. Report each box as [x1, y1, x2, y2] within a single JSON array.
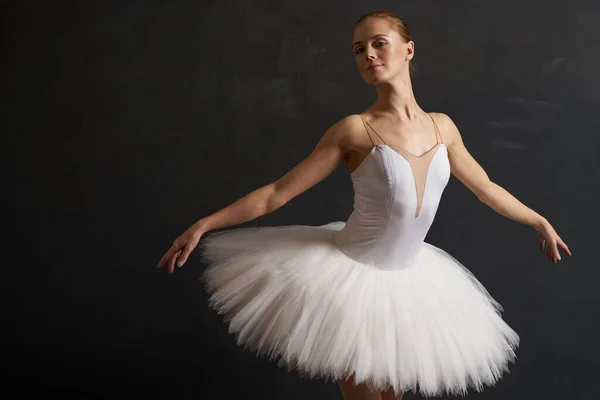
[[352, 17, 396, 44]]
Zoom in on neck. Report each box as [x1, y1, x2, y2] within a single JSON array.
[[371, 73, 421, 120]]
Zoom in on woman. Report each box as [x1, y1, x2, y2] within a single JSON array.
[[157, 10, 571, 400]]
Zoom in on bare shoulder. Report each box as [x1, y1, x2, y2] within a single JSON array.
[[429, 112, 462, 147], [323, 114, 369, 153]]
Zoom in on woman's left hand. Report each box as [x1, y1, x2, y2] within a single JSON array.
[[535, 220, 572, 264]]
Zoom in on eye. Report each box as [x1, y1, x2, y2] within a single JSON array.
[[354, 47, 364, 54], [375, 40, 386, 47]]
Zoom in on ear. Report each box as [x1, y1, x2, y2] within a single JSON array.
[[406, 41, 415, 61]]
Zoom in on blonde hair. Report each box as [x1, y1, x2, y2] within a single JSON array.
[[354, 10, 416, 76]]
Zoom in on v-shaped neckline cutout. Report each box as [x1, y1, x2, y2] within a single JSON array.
[[350, 144, 447, 218], [351, 113, 447, 219]]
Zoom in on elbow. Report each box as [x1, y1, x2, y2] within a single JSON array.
[[476, 191, 489, 205], [266, 194, 287, 213], [476, 181, 496, 205], [265, 185, 288, 213]]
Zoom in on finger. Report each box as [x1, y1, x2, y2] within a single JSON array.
[[156, 254, 166, 269], [157, 248, 174, 269], [176, 244, 193, 267], [558, 239, 572, 256], [546, 248, 554, 263], [551, 241, 561, 261], [158, 242, 180, 269], [169, 249, 181, 273], [550, 244, 558, 262]]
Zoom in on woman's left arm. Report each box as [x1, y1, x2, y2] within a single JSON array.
[[434, 113, 572, 264]]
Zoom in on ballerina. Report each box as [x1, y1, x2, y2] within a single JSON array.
[[157, 9, 571, 400]]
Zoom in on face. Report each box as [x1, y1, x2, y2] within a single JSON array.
[[352, 17, 414, 85]]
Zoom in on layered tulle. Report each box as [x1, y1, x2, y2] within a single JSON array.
[[199, 222, 519, 398]]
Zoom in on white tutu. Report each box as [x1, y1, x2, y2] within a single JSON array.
[[199, 221, 519, 397]]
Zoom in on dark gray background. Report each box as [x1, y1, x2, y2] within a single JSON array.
[[3, 0, 598, 399]]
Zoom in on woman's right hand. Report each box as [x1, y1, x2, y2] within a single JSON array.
[[156, 221, 205, 273]]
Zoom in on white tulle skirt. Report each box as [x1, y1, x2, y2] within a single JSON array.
[[199, 221, 519, 398]]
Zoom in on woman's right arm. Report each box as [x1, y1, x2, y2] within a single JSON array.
[[197, 116, 353, 233], [157, 115, 358, 272]]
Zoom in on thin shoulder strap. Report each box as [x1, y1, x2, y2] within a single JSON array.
[[358, 114, 377, 147], [428, 113, 443, 145], [360, 114, 388, 145]]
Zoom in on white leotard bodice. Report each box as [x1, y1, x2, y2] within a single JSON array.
[[333, 114, 451, 270]]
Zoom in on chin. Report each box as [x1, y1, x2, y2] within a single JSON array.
[[364, 75, 388, 86]]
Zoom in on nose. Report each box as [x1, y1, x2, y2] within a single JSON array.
[[365, 47, 376, 61]]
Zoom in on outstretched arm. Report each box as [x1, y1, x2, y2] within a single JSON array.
[[196, 117, 350, 234], [157, 115, 356, 272], [435, 113, 571, 263]]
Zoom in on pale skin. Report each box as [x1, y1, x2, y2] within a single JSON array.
[[157, 16, 572, 400]]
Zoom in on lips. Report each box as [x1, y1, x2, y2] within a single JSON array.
[[367, 64, 382, 71]]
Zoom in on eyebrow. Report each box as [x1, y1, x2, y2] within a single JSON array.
[[352, 34, 389, 47]]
